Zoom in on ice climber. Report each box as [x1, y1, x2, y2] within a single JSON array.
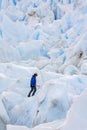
[[28, 73, 38, 97]]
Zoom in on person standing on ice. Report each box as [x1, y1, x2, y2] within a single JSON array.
[[28, 73, 38, 97]]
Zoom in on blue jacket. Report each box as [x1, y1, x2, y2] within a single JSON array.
[[30, 75, 36, 87]]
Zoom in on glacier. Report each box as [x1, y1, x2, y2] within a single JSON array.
[[0, 0, 87, 130]]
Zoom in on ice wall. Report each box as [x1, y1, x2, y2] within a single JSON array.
[[0, 97, 10, 130]]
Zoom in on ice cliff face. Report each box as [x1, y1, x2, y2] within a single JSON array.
[[0, 97, 10, 130]]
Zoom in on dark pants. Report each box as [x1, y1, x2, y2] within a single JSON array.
[[28, 86, 36, 97]]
